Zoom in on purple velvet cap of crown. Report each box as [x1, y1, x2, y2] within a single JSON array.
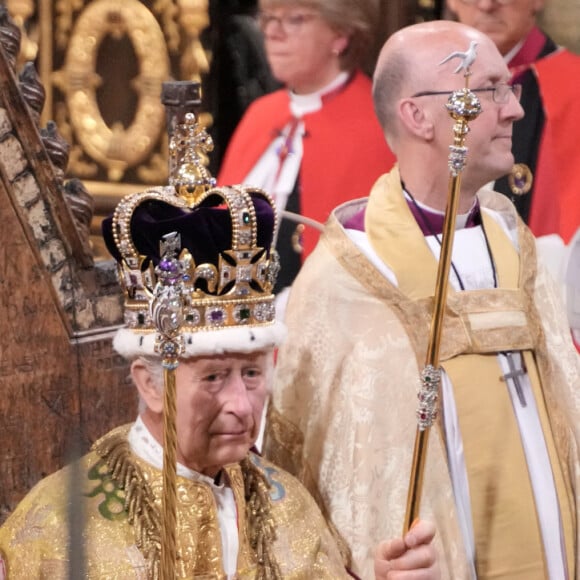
[[102, 192, 276, 268]]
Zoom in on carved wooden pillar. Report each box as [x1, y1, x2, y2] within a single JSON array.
[[0, 7, 136, 523]]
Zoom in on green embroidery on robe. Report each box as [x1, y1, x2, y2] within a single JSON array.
[[86, 460, 127, 521]]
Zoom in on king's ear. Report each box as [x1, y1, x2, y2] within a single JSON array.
[[131, 359, 163, 414]]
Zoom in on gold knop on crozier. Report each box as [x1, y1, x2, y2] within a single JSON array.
[[440, 41, 482, 177]]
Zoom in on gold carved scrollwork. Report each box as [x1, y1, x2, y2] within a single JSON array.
[[178, 0, 210, 82], [52, 0, 170, 182], [6, 0, 38, 64]]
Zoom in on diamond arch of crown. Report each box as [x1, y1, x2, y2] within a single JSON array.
[[111, 184, 280, 333]]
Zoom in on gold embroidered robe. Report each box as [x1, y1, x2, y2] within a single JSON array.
[[0, 425, 348, 579], [265, 167, 580, 579]]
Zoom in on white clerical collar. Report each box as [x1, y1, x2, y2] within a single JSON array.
[[128, 416, 225, 488], [504, 38, 525, 64], [289, 71, 349, 117]]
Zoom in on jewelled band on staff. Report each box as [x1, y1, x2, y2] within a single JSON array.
[[416, 365, 441, 431], [151, 232, 187, 366]]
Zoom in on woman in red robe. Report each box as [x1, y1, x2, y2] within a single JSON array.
[[218, 0, 395, 290]]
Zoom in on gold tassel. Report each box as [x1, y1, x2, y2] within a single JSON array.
[[241, 457, 283, 580], [93, 429, 162, 579], [93, 429, 284, 579]]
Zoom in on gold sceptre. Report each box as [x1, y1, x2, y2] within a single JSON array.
[[152, 232, 185, 580], [403, 43, 482, 534], [153, 82, 216, 578]]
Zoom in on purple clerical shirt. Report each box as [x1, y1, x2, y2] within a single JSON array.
[[344, 198, 481, 235]]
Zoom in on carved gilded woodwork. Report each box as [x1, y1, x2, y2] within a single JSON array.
[[39, 0, 207, 186], [51, 0, 171, 183], [5, 0, 37, 64], [6, 0, 211, 260], [178, 0, 210, 82]]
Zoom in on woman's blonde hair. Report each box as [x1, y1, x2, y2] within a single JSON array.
[[259, 0, 378, 71]]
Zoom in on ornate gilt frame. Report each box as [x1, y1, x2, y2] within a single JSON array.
[[32, 0, 210, 259]]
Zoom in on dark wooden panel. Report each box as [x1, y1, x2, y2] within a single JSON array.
[[0, 11, 135, 523], [0, 177, 77, 521]]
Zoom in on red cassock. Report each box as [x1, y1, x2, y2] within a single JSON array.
[[218, 71, 395, 258], [529, 49, 580, 244]]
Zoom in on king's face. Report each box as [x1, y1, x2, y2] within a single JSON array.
[[173, 351, 271, 476]]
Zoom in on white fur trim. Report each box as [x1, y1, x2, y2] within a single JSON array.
[[113, 321, 287, 359]]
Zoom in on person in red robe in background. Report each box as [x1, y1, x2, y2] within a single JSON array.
[[446, 0, 580, 244], [218, 0, 395, 294]]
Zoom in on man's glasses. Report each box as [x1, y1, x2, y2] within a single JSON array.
[[258, 11, 319, 34], [411, 83, 522, 104]]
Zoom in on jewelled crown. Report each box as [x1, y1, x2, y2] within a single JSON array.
[[102, 112, 285, 359]]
